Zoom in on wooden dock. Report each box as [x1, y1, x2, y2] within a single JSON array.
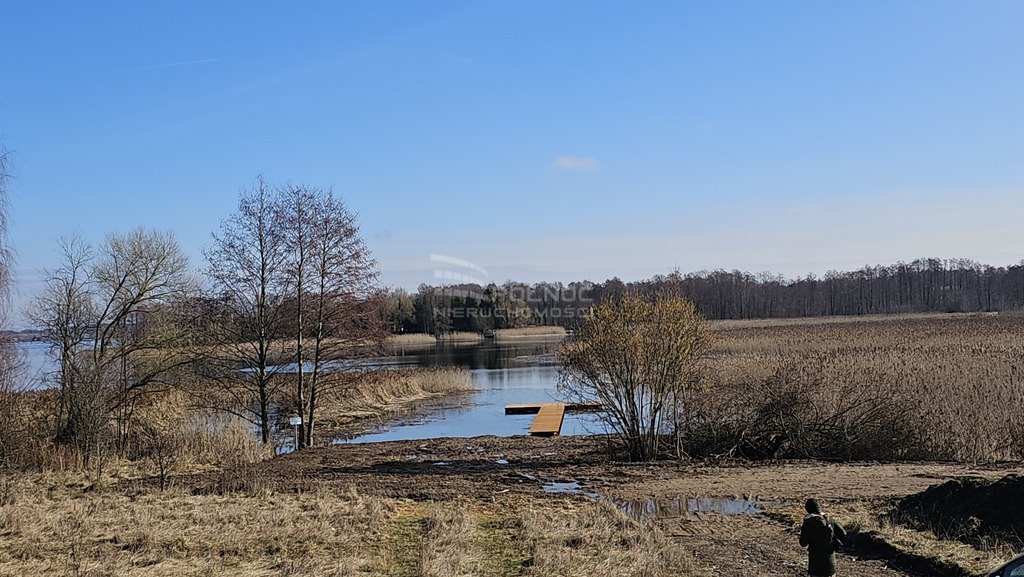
[[527, 403, 565, 437], [504, 402, 602, 436], [504, 402, 602, 415]]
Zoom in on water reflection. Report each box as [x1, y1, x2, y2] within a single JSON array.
[[329, 338, 608, 443], [388, 340, 562, 370]]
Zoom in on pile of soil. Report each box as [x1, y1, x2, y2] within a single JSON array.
[[894, 474, 1024, 546]]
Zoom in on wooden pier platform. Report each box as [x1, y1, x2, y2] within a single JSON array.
[[527, 404, 565, 437], [504, 402, 602, 415], [504, 402, 602, 436]]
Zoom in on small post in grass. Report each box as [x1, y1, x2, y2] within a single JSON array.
[[289, 415, 302, 452]]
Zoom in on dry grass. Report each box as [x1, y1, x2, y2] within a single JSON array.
[[0, 473, 392, 576], [518, 500, 702, 577], [707, 311, 981, 331], [493, 327, 567, 340], [693, 313, 1024, 462], [314, 368, 473, 430], [386, 332, 484, 348], [418, 504, 476, 576], [437, 331, 484, 343], [873, 522, 1011, 576], [386, 333, 440, 347], [0, 473, 703, 577]]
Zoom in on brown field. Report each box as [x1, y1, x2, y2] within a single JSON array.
[[5, 434, 1017, 577]]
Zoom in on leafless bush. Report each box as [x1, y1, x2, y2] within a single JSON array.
[[560, 294, 712, 461]]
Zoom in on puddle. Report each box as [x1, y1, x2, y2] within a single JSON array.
[[542, 481, 584, 494], [539, 482, 777, 521], [617, 496, 772, 520]]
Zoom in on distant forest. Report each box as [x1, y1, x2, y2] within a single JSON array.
[[387, 258, 1024, 334]]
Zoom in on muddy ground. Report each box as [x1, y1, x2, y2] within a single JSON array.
[[258, 435, 1018, 500], [240, 435, 1023, 576]]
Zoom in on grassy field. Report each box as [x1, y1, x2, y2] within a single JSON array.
[[0, 467, 699, 577]]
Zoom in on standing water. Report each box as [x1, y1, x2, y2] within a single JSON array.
[[335, 338, 604, 443]]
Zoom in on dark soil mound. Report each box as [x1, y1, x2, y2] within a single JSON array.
[[894, 474, 1024, 546]]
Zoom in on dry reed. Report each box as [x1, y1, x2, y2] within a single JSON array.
[[493, 327, 567, 340], [691, 314, 1024, 462]]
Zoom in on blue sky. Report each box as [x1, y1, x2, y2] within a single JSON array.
[[2, 2, 1023, 321]]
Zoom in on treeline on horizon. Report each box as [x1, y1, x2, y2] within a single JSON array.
[[388, 257, 1024, 334]]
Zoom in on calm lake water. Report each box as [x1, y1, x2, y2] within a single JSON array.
[[15, 341, 55, 390], [337, 339, 605, 443]]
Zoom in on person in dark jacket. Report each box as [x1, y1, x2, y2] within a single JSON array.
[[799, 498, 847, 576]]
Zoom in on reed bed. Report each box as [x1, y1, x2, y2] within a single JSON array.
[[437, 331, 484, 343], [314, 367, 473, 429], [386, 333, 440, 347], [692, 313, 1024, 462], [493, 326, 567, 340]]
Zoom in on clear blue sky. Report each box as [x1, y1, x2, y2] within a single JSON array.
[[3, 2, 1023, 322]]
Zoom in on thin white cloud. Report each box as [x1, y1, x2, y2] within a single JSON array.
[[553, 155, 597, 170], [125, 58, 220, 72]]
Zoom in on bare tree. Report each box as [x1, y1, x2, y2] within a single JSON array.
[[202, 179, 383, 448], [559, 293, 712, 461], [299, 191, 384, 447], [0, 141, 22, 467], [203, 178, 288, 444], [28, 229, 194, 462], [278, 185, 316, 447], [0, 142, 12, 312], [29, 236, 94, 447]]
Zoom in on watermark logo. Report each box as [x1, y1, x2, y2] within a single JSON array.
[[430, 254, 489, 286], [426, 254, 594, 321]]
